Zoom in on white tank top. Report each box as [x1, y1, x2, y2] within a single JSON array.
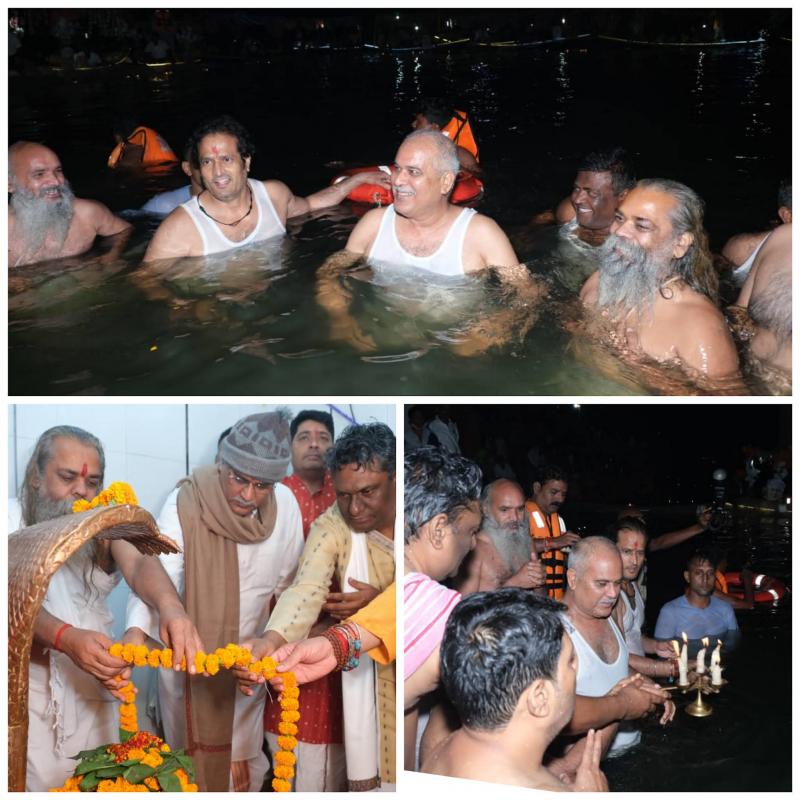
[[562, 613, 641, 755], [731, 231, 771, 286], [181, 178, 286, 255], [367, 204, 476, 277], [620, 582, 646, 657]]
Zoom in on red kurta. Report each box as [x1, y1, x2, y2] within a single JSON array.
[[264, 471, 343, 744]]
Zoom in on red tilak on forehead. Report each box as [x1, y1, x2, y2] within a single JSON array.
[[80, 463, 88, 477], [211, 145, 220, 156]]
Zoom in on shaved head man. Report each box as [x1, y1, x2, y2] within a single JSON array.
[[9, 141, 131, 267]]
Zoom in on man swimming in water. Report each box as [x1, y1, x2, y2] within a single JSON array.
[[532, 148, 636, 246], [143, 115, 388, 261], [317, 129, 541, 356], [8, 141, 132, 268], [732, 222, 791, 393], [580, 178, 744, 393], [721, 179, 791, 286]]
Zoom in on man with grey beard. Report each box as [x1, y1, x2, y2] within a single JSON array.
[[8, 141, 131, 267], [580, 178, 742, 388], [455, 478, 547, 595], [8, 425, 202, 791]]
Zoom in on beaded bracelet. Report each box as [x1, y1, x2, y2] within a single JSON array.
[[323, 623, 363, 672], [339, 622, 362, 672], [322, 627, 348, 671]]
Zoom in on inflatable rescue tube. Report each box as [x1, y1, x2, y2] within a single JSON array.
[[724, 571, 788, 606], [333, 165, 484, 206]]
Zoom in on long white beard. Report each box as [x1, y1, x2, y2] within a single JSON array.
[[11, 181, 75, 258], [29, 485, 74, 524], [482, 516, 533, 574], [597, 234, 674, 316]]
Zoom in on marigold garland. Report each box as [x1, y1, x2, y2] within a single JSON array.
[[71, 481, 139, 514]]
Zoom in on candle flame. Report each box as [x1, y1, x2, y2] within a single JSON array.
[[682, 631, 688, 643], [702, 637, 709, 647], [671, 640, 680, 656]]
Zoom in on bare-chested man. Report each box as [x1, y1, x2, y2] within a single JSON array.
[[422, 588, 608, 792], [143, 115, 388, 262], [580, 178, 744, 393], [317, 129, 541, 356], [456, 478, 546, 595], [8, 141, 132, 268], [733, 221, 791, 393]]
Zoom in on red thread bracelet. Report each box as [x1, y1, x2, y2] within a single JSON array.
[[53, 623, 72, 652]]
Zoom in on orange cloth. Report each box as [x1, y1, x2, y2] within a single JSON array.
[[350, 581, 396, 665], [441, 110, 479, 162], [108, 126, 178, 168], [526, 500, 567, 601], [715, 570, 728, 595]]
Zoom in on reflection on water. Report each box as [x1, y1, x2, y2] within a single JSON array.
[[9, 41, 790, 395]]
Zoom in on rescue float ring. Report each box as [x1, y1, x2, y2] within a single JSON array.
[[723, 571, 789, 606], [333, 164, 484, 206]]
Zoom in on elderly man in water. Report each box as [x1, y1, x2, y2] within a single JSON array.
[[317, 128, 542, 356], [731, 222, 791, 394], [580, 178, 744, 393], [8, 141, 132, 268], [143, 115, 388, 261]]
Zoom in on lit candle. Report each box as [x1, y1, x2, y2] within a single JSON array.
[[710, 639, 723, 685], [696, 637, 709, 675], [678, 632, 689, 685]]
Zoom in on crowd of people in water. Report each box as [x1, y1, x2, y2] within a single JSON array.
[[7, 100, 791, 396], [403, 440, 783, 792]]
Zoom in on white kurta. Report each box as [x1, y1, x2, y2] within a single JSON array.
[[125, 483, 304, 788], [9, 495, 123, 791]]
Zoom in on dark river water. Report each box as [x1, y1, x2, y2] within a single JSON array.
[[9, 39, 791, 395]]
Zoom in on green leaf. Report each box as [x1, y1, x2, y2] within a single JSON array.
[[70, 744, 108, 761], [158, 771, 184, 792], [123, 762, 156, 784], [154, 754, 179, 774], [174, 752, 196, 780], [79, 772, 100, 791], [94, 765, 125, 779], [75, 755, 114, 775]]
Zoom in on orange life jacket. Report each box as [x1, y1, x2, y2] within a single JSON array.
[[526, 500, 567, 600], [441, 110, 479, 162], [714, 570, 728, 595], [108, 126, 178, 168]]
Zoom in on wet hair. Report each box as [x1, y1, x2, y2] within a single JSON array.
[[414, 99, 452, 128], [440, 588, 566, 731], [187, 115, 256, 170], [533, 465, 568, 488], [615, 515, 648, 541], [635, 178, 718, 302], [404, 446, 482, 543], [777, 179, 792, 211], [290, 409, 334, 441], [327, 422, 395, 477], [401, 129, 459, 175], [567, 535, 619, 576], [577, 147, 636, 195], [686, 549, 717, 571], [20, 425, 105, 526]]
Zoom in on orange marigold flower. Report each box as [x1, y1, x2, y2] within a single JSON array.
[[140, 750, 163, 768], [272, 777, 292, 792], [194, 652, 207, 674], [147, 649, 162, 668], [274, 751, 297, 766], [217, 647, 236, 669], [274, 765, 295, 780], [276, 735, 298, 751], [280, 698, 299, 711], [133, 645, 149, 667], [109, 643, 124, 659], [121, 644, 136, 664], [277, 721, 298, 735], [160, 744, 171, 753], [205, 654, 220, 675], [71, 499, 91, 513], [283, 686, 300, 699], [160, 649, 173, 669], [96, 779, 117, 792], [144, 776, 160, 791], [281, 710, 300, 723]]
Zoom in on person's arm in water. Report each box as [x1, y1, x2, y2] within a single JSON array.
[[142, 207, 198, 262], [449, 215, 545, 357], [270, 172, 391, 220]]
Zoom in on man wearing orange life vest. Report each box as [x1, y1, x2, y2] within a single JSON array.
[[108, 122, 179, 169], [412, 100, 481, 177], [526, 466, 580, 601]]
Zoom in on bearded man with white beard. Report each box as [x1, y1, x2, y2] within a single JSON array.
[[580, 178, 743, 391], [455, 478, 547, 595], [8, 141, 132, 267]]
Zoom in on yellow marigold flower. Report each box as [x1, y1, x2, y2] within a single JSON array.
[[217, 647, 236, 669], [281, 710, 300, 723], [184, 784, 199, 792], [274, 751, 297, 766], [261, 656, 277, 672], [194, 651, 207, 674], [144, 776, 160, 791], [147, 649, 162, 668], [121, 643, 136, 664], [260, 662, 277, 679], [276, 735, 298, 751], [176, 769, 189, 784], [160, 649, 173, 669], [283, 686, 300, 699], [274, 765, 295, 780], [127, 747, 147, 761], [133, 645, 149, 667], [278, 721, 298, 735], [281, 671, 297, 688], [272, 777, 292, 792], [280, 698, 299, 711], [109, 643, 124, 659], [206, 654, 220, 675], [71, 499, 91, 513], [97, 779, 117, 792], [234, 648, 252, 668], [140, 750, 163, 768], [160, 743, 171, 752]]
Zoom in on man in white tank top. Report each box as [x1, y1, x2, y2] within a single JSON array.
[[318, 129, 543, 355], [551, 537, 674, 777], [144, 115, 388, 261]]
